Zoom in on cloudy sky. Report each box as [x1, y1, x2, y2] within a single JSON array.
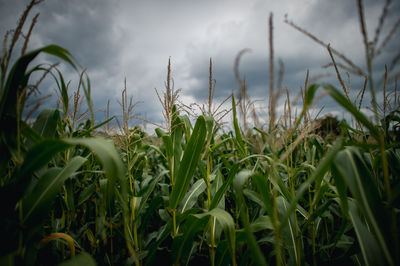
[[1, 0, 399, 131]]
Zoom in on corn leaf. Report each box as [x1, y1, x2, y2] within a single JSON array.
[[21, 156, 86, 225], [210, 165, 239, 210], [77, 183, 96, 206], [137, 170, 167, 216], [348, 200, 385, 266], [321, 83, 379, 139], [172, 215, 209, 264], [2, 139, 71, 212], [234, 185, 267, 266], [169, 116, 206, 210], [333, 146, 393, 265], [253, 173, 274, 218], [279, 138, 343, 234], [65, 138, 127, 211], [193, 208, 236, 263], [179, 178, 206, 213], [58, 252, 96, 266], [231, 93, 246, 157], [32, 109, 60, 138]]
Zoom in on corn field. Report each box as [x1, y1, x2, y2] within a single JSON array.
[[1, 1, 399, 265]]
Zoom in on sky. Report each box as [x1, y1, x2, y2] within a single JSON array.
[[1, 0, 399, 132]]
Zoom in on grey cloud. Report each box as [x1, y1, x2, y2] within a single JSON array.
[[35, 0, 123, 71], [1, 0, 399, 129]]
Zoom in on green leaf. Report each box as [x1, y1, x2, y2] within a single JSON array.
[[77, 116, 115, 137], [331, 163, 349, 217], [193, 208, 236, 263], [65, 178, 76, 215], [231, 93, 246, 157], [321, 83, 379, 139], [180, 114, 192, 143], [77, 183, 96, 206], [210, 165, 239, 210], [32, 109, 60, 138], [21, 120, 42, 144], [249, 215, 273, 232], [148, 144, 166, 160], [253, 173, 273, 218], [236, 215, 274, 234], [242, 155, 308, 217], [279, 196, 302, 265], [22, 156, 86, 225], [233, 169, 253, 192], [80, 72, 94, 125], [65, 138, 127, 211], [279, 138, 343, 234], [233, 177, 267, 266], [302, 199, 333, 229], [204, 115, 215, 145], [0, 45, 77, 175], [348, 200, 385, 266], [57, 252, 97, 266], [18, 140, 70, 179], [6, 136, 126, 218], [169, 116, 207, 210], [172, 215, 209, 264], [54, 68, 69, 116], [304, 83, 319, 107], [137, 170, 168, 216], [333, 146, 393, 265], [171, 106, 184, 180], [145, 209, 200, 266], [292, 83, 319, 131], [1, 45, 76, 120], [1, 139, 71, 212], [211, 170, 225, 209], [179, 178, 206, 213], [243, 189, 264, 208]]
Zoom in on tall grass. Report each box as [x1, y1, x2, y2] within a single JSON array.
[[1, 0, 399, 265]]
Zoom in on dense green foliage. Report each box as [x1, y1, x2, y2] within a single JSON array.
[[1, 1, 399, 265]]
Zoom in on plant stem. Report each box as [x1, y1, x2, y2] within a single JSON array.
[[289, 156, 301, 266], [173, 209, 177, 238], [206, 154, 215, 266], [133, 221, 139, 251], [273, 187, 282, 266], [170, 156, 175, 187], [210, 217, 216, 266]]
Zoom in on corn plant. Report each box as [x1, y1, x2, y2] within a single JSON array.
[[1, 0, 399, 265]]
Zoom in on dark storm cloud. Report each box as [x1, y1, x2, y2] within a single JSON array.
[[1, 0, 123, 70], [1, 0, 399, 129], [37, 0, 122, 67], [0, 0, 128, 123], [184, 48, 332, 102], [181, 0, 400, 125]]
